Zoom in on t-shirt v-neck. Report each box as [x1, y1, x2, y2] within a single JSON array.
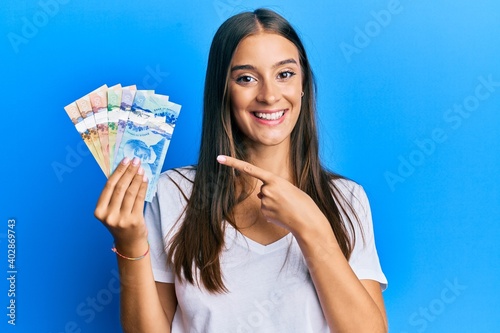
[[224, 222, 293, 255]]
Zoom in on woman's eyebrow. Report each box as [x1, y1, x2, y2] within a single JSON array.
[[230, 58, 298, 72], [273, 58, 297, 68], [231, 64, 256, 72]]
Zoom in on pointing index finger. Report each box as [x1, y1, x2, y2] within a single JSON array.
[[217, 155, 273, 183]]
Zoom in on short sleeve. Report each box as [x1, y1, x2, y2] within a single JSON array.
[[144, 168, 195, 283], [336, 180, 388, 291]]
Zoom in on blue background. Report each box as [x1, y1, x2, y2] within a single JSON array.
[[2, 0, 499, 332]]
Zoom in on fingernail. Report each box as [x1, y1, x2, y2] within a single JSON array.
[[137, 167, 144, 175], [143, 175, 148, 182], [217, 155, 226, 163], [121, 157, 130, 165], [132, 157, 141, 166]]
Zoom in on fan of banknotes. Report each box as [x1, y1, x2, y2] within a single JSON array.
[[64, 84, 182, 202]]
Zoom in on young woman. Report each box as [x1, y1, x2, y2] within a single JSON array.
[[94, 8, 388, 333]]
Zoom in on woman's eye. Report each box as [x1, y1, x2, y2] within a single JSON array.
[[278, 71, 296, 80], [236, 75, 256, 84]]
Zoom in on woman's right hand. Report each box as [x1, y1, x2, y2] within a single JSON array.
[[94, 157, 149, 256]]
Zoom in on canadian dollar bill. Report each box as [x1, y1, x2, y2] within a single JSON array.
[[115, 111, 173, 202], [75, 94, 107, 176], [155, 100, 181, 125], [132, 90, 169, 115], [65, 83, 181, 201], [107, 84, 122, 174], [63, 102, 107, 175], [113, 85, 137, 166], [89, 85, 110, 176], [149, 100, 181, 194]]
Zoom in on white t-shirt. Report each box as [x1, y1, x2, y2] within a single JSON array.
[[144, 167, 387, 333]]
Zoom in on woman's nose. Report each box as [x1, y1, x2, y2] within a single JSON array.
[[256, 80, 281, 104]]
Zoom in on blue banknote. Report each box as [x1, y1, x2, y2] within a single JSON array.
[[113, 90, 181, 202]]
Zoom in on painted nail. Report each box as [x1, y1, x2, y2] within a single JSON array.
[[121, 157, 130, 165], [137, 167, 144, 175], [132, 157, 141, 166], [143, 175, 148, 182], [217, 155, 226, 163]]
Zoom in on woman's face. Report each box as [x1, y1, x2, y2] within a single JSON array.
[[229, 32, 303, 149]]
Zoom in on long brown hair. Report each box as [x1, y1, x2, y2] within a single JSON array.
[[167, 8, 359, 293]]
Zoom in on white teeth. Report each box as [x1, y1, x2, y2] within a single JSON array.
[[254, 110, 285, 120]]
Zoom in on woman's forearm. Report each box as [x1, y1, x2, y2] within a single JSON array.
[[115, 243, 171, 333], [94, 159, 172, 332], [295, 221, 387, 333]]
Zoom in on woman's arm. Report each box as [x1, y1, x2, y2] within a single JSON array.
[[295, 219, 387, 333], [94, 157, 176, 333], [116, 246, 175, 333]]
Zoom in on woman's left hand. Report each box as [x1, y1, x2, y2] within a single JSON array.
[[217, 155, 328, 235]]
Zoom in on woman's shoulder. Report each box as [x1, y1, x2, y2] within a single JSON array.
[[329, 175, 370, 215], [330, 175, 364, 197], [154, 165, 197, 200], [158, 165, 196, 185]]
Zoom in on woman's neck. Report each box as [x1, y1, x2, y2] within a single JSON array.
[[245, 140, 292, 181]]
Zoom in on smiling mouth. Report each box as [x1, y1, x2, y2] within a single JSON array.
[[253, 110, 285, 121]]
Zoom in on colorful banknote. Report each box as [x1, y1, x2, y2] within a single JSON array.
[[64, 84, 181, 202], [114, 114, 169, 201], [113, 85, 137, 165], [155, 100, 181, 126], [131, 90, 168, 115], [147, 100, 181, 196], [63, 102, 107, 175], [75, 93, 107, 175], [107, 84, 122, 173], [89, 85, 110, 176], [112, 90, 180, 201]]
